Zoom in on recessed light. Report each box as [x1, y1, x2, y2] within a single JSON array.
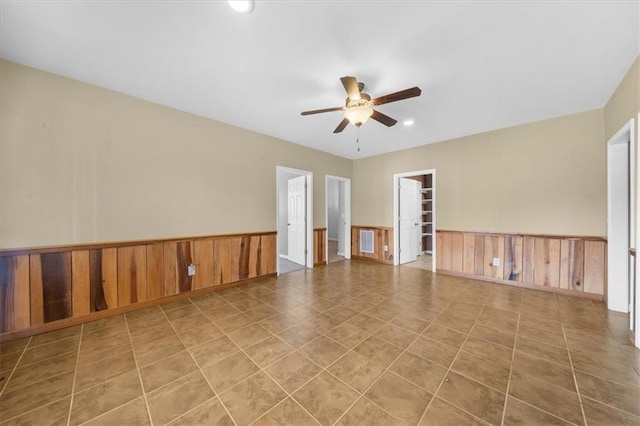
[[228, 0, 254, 13], [403, 119, 415, 126]]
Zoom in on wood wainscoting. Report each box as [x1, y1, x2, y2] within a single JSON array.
[[351, 226, 394, 264], [314, 228, 327, 267], [436, 230, 606, 298], [0, 232, 276, 339]]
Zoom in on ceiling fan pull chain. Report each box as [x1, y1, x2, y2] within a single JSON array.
[[356, 127, 360, 152]]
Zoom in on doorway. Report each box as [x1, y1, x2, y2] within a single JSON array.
[[393, 170, 436, 270], [276, 166, 313, 275], [606, 118, 638, 348], [326, 176, 351, 263]]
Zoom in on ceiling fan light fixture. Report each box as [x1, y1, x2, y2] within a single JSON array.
[[228, 0, 254, 13], [344, 105, 373, 127]]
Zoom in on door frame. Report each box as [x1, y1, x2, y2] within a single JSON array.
[[276, 166, 314, 274], [325, 175, 352, 262], [393, 169, 436, 270]]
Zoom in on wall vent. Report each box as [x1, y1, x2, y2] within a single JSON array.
[[359, 230, 375, 254]]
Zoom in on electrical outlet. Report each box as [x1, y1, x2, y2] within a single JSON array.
[[188, 264, 196, 276], [384, 245, 389, 252], [492, 258, 500, 267]]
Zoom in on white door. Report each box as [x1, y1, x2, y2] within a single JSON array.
[[288, 175, 307, 266], [399, 178, 420, 264]]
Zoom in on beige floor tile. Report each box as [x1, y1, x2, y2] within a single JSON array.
[[353, 336, 404, 368], [0, 337, 29, 355], [419, 397, 487, 425], [390, 351, 447, 393], [147, 371, 215, 425], [503, 397, 573, 425], [0, 396, 70, 426], [254, 398, 320, 426], [19, 336, 79, 366], [163, 304, 200, 321], [328, 351, 385, 393], [469, 324, 515, 349], [517, 322, 566, 348], [214, 313, 255, 333], [202, 352, 260, 392], [69, 370, 142, 425], [176, 323, 225, 348], [337, 397, 404, 426], [169, 397, 234, 426], [436, 371, 505, 425], [462, 336, 513, 368], [408, 336, 459, 368], [452, 350, 511, 393], [159, 299, 194, 312], [227, 323, 272, 348], [139, 350, 198, 393], [169, 312, 211, 333], [74, 350, 137, 392], [374, 323, 418, 348], [276, 324, 321, 348], [508, 371, 583, 424], [244, 304, 279, 321], [581, 396, 640, 426], [5, 351, 77, 392], [0, 372, 74, 422], [127, 312, 169, 334], [29, 325, 81, 347], [245, 335, 294, 368], [83, 397, 150, 426], [134, 334, 185, 367], [575, 371, 640, 416], [570, 349, 639, 388], [365, 371, 433, 425], [390, 314, 430, 334], [516, 336, 571, 367], [188, 336, 240, 368], [257, 313, 299, 333], [324, 323, 372, 348], [293, 372, 359, 426], [512, 351, 575, 392], [346, 313, 387, 333], [265, 351, 322, 394], [299, 336, 348, 367], [83, 316, 126, 334], [220, 371, 287, 425], [78, 334, 133, 366], [204, 304, 241, 322], [422, 324, 467, 349]]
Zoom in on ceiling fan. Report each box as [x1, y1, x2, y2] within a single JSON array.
[[301, 76, 421, 133]]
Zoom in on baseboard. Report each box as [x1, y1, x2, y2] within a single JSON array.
[[337, 251, 344, 256], [351, 255, 393, 265], [328, 238, 339, 242], [279, 254, 289, 259], [436, 269, 604, 301]]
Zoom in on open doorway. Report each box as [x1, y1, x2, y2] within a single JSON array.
[[393, 170, 436, 270], [326, 176, 351, 263], [607, 118, 639, 348], [276, 166, 313, 275]]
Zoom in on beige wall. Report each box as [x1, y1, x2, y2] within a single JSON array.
[[605, 56, 639, 140], [0, 60, 352, 248], [352, 109, 606, 237]]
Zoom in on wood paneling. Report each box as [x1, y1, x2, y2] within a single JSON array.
[[314, 228, 327, 267], [351, 226, 394, 264], [436, 230, 606, 297], [0, 231, 277, 339], [146, 243, 164, 300], [560, 240, 584, 291], [117, 245, 147, 307], [0, 255, 30, 332], [30, 252, 72, 325], [584, 240, 606, 295]]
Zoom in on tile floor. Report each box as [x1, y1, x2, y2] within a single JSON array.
[[0, 260, 639, 425]]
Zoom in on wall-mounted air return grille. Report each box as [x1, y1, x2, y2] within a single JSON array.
[[359, 230, 374, 254]]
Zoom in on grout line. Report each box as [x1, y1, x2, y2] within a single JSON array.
[[159, 304, 239, 426], [124, 314, 155, 426], [562, 323, 589, 426], [499, 286, 523, 425], [0, 335, 32, 397], [65, 324, 84, 426], [417, 281, 500, 425]]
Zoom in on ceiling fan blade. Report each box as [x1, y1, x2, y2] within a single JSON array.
[[372, 87, 421, 106], [340, 76, 361, 100], [301, 106, 344, 116], [371, 110, 398, 127], [333, 118, 349, 133]]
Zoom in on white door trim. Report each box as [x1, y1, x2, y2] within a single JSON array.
[[325, 175, 352, 262], [393, 169, 436, 270], [276, 166, 314, 274]]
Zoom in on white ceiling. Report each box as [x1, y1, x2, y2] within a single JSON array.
[[1, 1, 638, 159]]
